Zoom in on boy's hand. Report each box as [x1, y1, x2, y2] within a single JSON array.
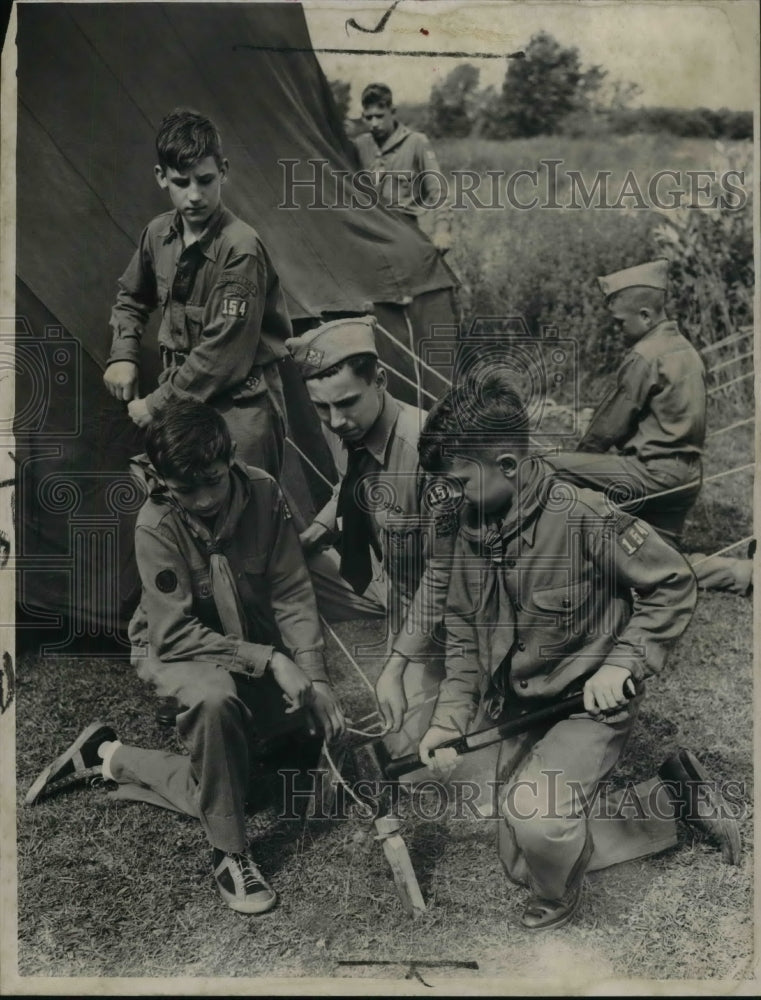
[[375, 653, 408, 732], [127, 397, 153, 428], [269, 651, 313, 712], [103, 361, 138, 401], [418, 724, 460, 774], [298, 521, 331, 553], [583, 664, 635, 721], [309, 681, 346, 743]]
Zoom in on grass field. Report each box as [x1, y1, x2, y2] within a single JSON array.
[[13, 131, 756, 987]]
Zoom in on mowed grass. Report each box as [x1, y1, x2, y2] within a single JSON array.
[[14, 584, 753, 984]]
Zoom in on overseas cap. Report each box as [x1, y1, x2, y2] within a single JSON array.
[[285, 316, 378, 377], [597, 258, 669, 299]]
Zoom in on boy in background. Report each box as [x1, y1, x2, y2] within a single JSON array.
[[104, 109, 290, 476], [545, 258, 706, 544], [27, 401, 344, 914]]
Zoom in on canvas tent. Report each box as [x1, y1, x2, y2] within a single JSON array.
[[13, 2, 458, 647]]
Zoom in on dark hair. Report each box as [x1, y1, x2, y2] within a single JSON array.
[[156, 109, 224, 172], [306, 352, 379, 384], [419, 369, 529, 473], [361, 83, 393, 109], [145, 400, 232, 481]]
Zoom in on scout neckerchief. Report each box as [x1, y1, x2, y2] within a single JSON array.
[[130, 455, 252, 639], [459, 456, 550, 718]]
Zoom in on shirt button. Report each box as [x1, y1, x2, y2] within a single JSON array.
[[519, 679, 528, 689], [562, 598, 571, 608], [517, 641, 526, 651]]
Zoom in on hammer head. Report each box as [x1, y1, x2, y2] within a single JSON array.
[[350, 737, 394, 784]]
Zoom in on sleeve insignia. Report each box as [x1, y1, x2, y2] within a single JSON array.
[[155, 569, 178, 593], [221, 294, 248, 318], [618, 520, 650, 556]]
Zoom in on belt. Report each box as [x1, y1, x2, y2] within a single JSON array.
[[160, 345, 286, 373]]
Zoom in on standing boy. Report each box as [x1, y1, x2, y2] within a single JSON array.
[[104, 109, 290, 476], [354, 83, 453, 254], [27, 401, 344, 914], [287, 317, 457, 756], [417, 370, 740, 930], [545, 258, 706, 543]]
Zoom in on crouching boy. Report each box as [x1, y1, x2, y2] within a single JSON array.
[[417, 370, 741, 931], [27, 400, 344, 914]]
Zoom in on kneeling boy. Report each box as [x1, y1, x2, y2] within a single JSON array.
[[27, 400, 344, 914], [417, 370, 740, 930]]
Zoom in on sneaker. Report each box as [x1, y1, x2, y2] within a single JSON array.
[[25, 721, 117, 806], [212, 849, 277, 914]]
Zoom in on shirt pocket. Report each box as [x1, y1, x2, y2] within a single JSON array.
[[184, 304, 205, 347], [529, 580, 590, 657]]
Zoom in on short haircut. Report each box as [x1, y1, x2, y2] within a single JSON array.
[[145, 400, 232, 481], [156, 109, 224, 172], [361, 83, 393, 109], [419, 369, 529, 473], [610, 286, 666, 313], [306, 352, 379, 384]]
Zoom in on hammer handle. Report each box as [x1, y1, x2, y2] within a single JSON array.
[[385, 679, 639, 781]]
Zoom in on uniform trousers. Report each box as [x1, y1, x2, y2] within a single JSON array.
[[543, 452, 702, 542], [496, 697, 678, 900], [107, 649, 318, 854], [213, 360, 287, 479], [307, 547, 444, 757]]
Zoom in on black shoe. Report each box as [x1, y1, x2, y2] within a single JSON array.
[[156, 696, 179, 728], [212, 848, 277, 914], [521, 882, 583, 931], [659, 749, 742, 865], [25, 721, 117, 805]]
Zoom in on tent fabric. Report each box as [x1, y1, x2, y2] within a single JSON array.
[[14, 2, 457, 638]]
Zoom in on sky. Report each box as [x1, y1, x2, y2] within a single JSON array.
[[303, 1, 759, 113]]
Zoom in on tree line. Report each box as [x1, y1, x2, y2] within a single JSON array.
[[331, 31, 752, 141]]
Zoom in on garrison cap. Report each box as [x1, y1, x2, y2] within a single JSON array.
[[597, 258, 669, 299], [285, 316, 378, 377]]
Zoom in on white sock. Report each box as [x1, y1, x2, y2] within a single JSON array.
[[97, 740, 123, 781]]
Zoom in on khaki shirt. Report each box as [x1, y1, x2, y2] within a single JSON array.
[[433, 459, 697, 733], [316, 392, 457, 658], [579, 321, 706, 462], [128, 460, 327, 683], [354, 122, 449, 224], [109, 205, 291, 414]]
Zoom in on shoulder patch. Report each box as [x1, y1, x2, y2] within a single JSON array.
[[423, 478, 459, 512], [617, 519, 650, 556], [221, 291, 250, 319], [155, 569, 178, 593]]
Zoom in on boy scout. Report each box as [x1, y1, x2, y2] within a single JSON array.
[[27, 401, 344, 914], [104, 108, 290, 476], [545, 258, 706, 543], [417, 370, 740, 931], [354, 83, 453, 253], [287, 317, 455, 755]]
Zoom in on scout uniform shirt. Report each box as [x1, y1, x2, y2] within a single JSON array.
[[578, 320, 706, 464], [354, 122, 444, 215], [314, 391, 457, 658], [108, 204, 291, 414], [432, 459, 697, 735], [128, 458, 328, 683]]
